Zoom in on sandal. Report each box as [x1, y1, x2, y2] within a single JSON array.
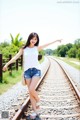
[[26, 112, 37, 120], [26, 113, 41, 120]]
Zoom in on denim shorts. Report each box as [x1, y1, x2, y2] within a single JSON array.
[[24, 68, 41, 79]]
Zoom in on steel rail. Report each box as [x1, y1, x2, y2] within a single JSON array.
[[51, 57, 80, 101], [12, 56, 80, 120]]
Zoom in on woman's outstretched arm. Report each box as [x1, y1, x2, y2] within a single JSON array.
[[38, 39, 62, 51], [3, 48, 23, 71]]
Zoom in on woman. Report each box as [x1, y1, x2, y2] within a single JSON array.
[[3, 32, 62, 119]]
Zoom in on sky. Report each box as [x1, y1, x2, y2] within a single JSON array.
[[0, 0, 80, 49]]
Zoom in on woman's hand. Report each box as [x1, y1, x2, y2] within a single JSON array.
[[3, 65, 8, 71]]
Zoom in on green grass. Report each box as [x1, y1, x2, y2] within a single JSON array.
[[0, 68, 22, 95], [55, 56, 80, 70]]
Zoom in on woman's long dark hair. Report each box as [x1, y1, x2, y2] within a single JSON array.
[[23, 32, 39, 49]]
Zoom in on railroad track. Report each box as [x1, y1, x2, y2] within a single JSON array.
[[9, 57, 80, 120]]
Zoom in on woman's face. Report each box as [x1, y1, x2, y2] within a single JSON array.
[[30, 36, 37, 46]]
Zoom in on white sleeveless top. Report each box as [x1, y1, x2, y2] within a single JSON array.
[[23, 46, 41, 71]]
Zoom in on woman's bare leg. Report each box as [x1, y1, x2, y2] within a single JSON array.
[[29, 77, 40, 105], [25, 79, 37, 112]]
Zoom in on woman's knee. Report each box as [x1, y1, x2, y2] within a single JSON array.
[[29, 86, 35, 94]]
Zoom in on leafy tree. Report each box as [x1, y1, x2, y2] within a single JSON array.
[[67, 47, 77, 58], [39, 50, 45, 56], [10, 33, 23, 47], [0, 41, 9, 47], [1, 44, 19, 58], [0, 42, 10, 54], [57, 45, 68, 57], [76, 48, 80, 60], [44, 49, 53, 55], [51, 38, 80, 59], [66, 43, 73, 50], [74, 39, 80, 49]]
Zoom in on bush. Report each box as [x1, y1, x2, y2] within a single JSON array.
[[67, 47, 77, 58], [76, 48, 80, 60], [57, 45, 68, 57]]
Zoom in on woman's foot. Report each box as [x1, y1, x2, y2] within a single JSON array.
[[29, 112, 37, 120]]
